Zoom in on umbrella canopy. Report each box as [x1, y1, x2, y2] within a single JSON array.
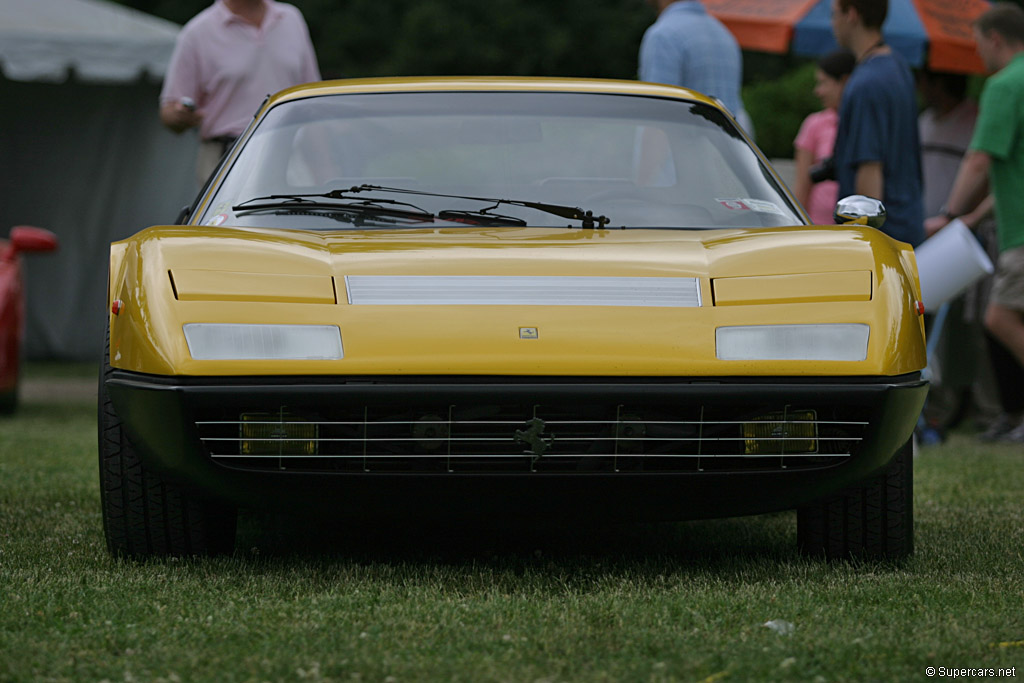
[[702, 0, 992, 74], [0, 0, 180, 83]]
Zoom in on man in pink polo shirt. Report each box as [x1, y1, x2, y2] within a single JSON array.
[[159, 0, 320, 184]]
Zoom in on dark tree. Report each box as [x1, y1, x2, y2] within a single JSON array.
[[113, 0, 654, 81]]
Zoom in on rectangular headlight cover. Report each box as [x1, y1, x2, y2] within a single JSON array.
[[716, 324, 869, 361], [184, 324, 343, 360]]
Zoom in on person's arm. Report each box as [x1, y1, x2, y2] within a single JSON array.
[[924, 150, 991, 235], [159, 100, 202, 134], [961, 194, 995, 230], [792, 146, 815, 208], [298, 15, 321, 82], [946, 150, 991, 218], [854, 160, 883, 200], [158, 28, 202, 134]]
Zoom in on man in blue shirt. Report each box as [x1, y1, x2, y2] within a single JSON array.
[[639, 0, 752, 135], [831, 0, 923, 245]]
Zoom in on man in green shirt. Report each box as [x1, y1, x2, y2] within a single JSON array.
[[926, 3, 1024, 439]]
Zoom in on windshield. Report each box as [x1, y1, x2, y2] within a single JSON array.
[[198, 91, 803, 230]]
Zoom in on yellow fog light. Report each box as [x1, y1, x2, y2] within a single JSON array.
[[743, 410, 817, 455], [240, 413, 317, 455]]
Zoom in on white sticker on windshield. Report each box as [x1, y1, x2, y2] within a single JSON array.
[[716, 198, 786, 215], [207, 213, 228, 227]]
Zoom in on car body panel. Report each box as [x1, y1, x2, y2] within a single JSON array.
[[712, 270, 872, 305], [1, 227, 58, 397], [0, 246, 24, 393], [108, 223, 926, 378]]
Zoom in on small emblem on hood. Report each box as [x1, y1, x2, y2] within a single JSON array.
[[514, 417, 555, 460], [519, 327, 539, 339]]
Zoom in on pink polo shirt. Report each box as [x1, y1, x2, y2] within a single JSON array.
[[160, 0, 320, 140], [794, 108, 839, 225]]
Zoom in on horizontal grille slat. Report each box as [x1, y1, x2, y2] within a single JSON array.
[[197, 419, 869, 426], [198, 436, 861, 443], [195, 401, 870, 474], [205, 452, 851, 459]]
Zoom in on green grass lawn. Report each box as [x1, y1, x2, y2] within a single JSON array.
[[22, 361, 98, 381], [2, 375, 1023, 682]]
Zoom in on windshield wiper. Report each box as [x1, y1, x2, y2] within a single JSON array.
[[437, 209, 527, 227], [344, 184, 611, 229], [232, 192, 434, 223]]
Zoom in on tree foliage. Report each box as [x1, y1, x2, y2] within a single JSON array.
[[743, 62, 819, 158], [114, 0, 654, 80]]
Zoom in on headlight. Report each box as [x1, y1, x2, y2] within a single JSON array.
[[716, 324, 869, 361], [183, 324, 344, 360]]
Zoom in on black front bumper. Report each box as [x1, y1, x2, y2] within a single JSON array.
[[106, 372, 927, 522]]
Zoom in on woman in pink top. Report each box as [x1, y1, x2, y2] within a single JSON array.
[[793, 50, 856, 224]]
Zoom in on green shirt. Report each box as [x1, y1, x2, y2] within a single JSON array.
[[971, 52, 1024, 252]]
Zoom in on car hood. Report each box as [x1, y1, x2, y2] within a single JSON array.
[[109, 225, 925, 377], [136, 223, 884, 276]]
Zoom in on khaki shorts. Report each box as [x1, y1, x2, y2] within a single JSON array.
[[991, 245, 1024, 311], [196, 139, 234, 186]]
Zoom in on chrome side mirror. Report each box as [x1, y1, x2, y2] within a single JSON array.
[[833, 195, 887, 229]]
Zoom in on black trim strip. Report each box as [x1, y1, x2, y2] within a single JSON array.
[[108, 369, 924, 390]]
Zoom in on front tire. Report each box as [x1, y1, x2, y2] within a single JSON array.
[[98, 331, 236, 557], [797, 439, 913, 560]]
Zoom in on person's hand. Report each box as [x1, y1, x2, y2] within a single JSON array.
[[159, 100, 202, 134], [924, 214, 950, 237]]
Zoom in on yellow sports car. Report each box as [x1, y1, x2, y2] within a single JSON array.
[[100, 77, 927, 559]]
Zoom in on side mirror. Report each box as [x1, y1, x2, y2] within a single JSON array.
[[833, 195, 887, 229], [175, 205, 192, 225], [9, 226, 58, 255]]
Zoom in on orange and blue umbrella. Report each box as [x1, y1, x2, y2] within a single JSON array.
[[702, 0, 992, 74]]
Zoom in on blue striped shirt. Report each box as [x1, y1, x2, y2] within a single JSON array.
[[639, 1, 747, 125]]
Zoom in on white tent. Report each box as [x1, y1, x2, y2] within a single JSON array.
[[0, 0, 199, 360]]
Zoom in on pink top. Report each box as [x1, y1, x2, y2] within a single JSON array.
[[160, 0, 320, 140], [794, 108, 839, 224]]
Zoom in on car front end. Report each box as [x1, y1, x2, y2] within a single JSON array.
[[100, 78, 927, 558]]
